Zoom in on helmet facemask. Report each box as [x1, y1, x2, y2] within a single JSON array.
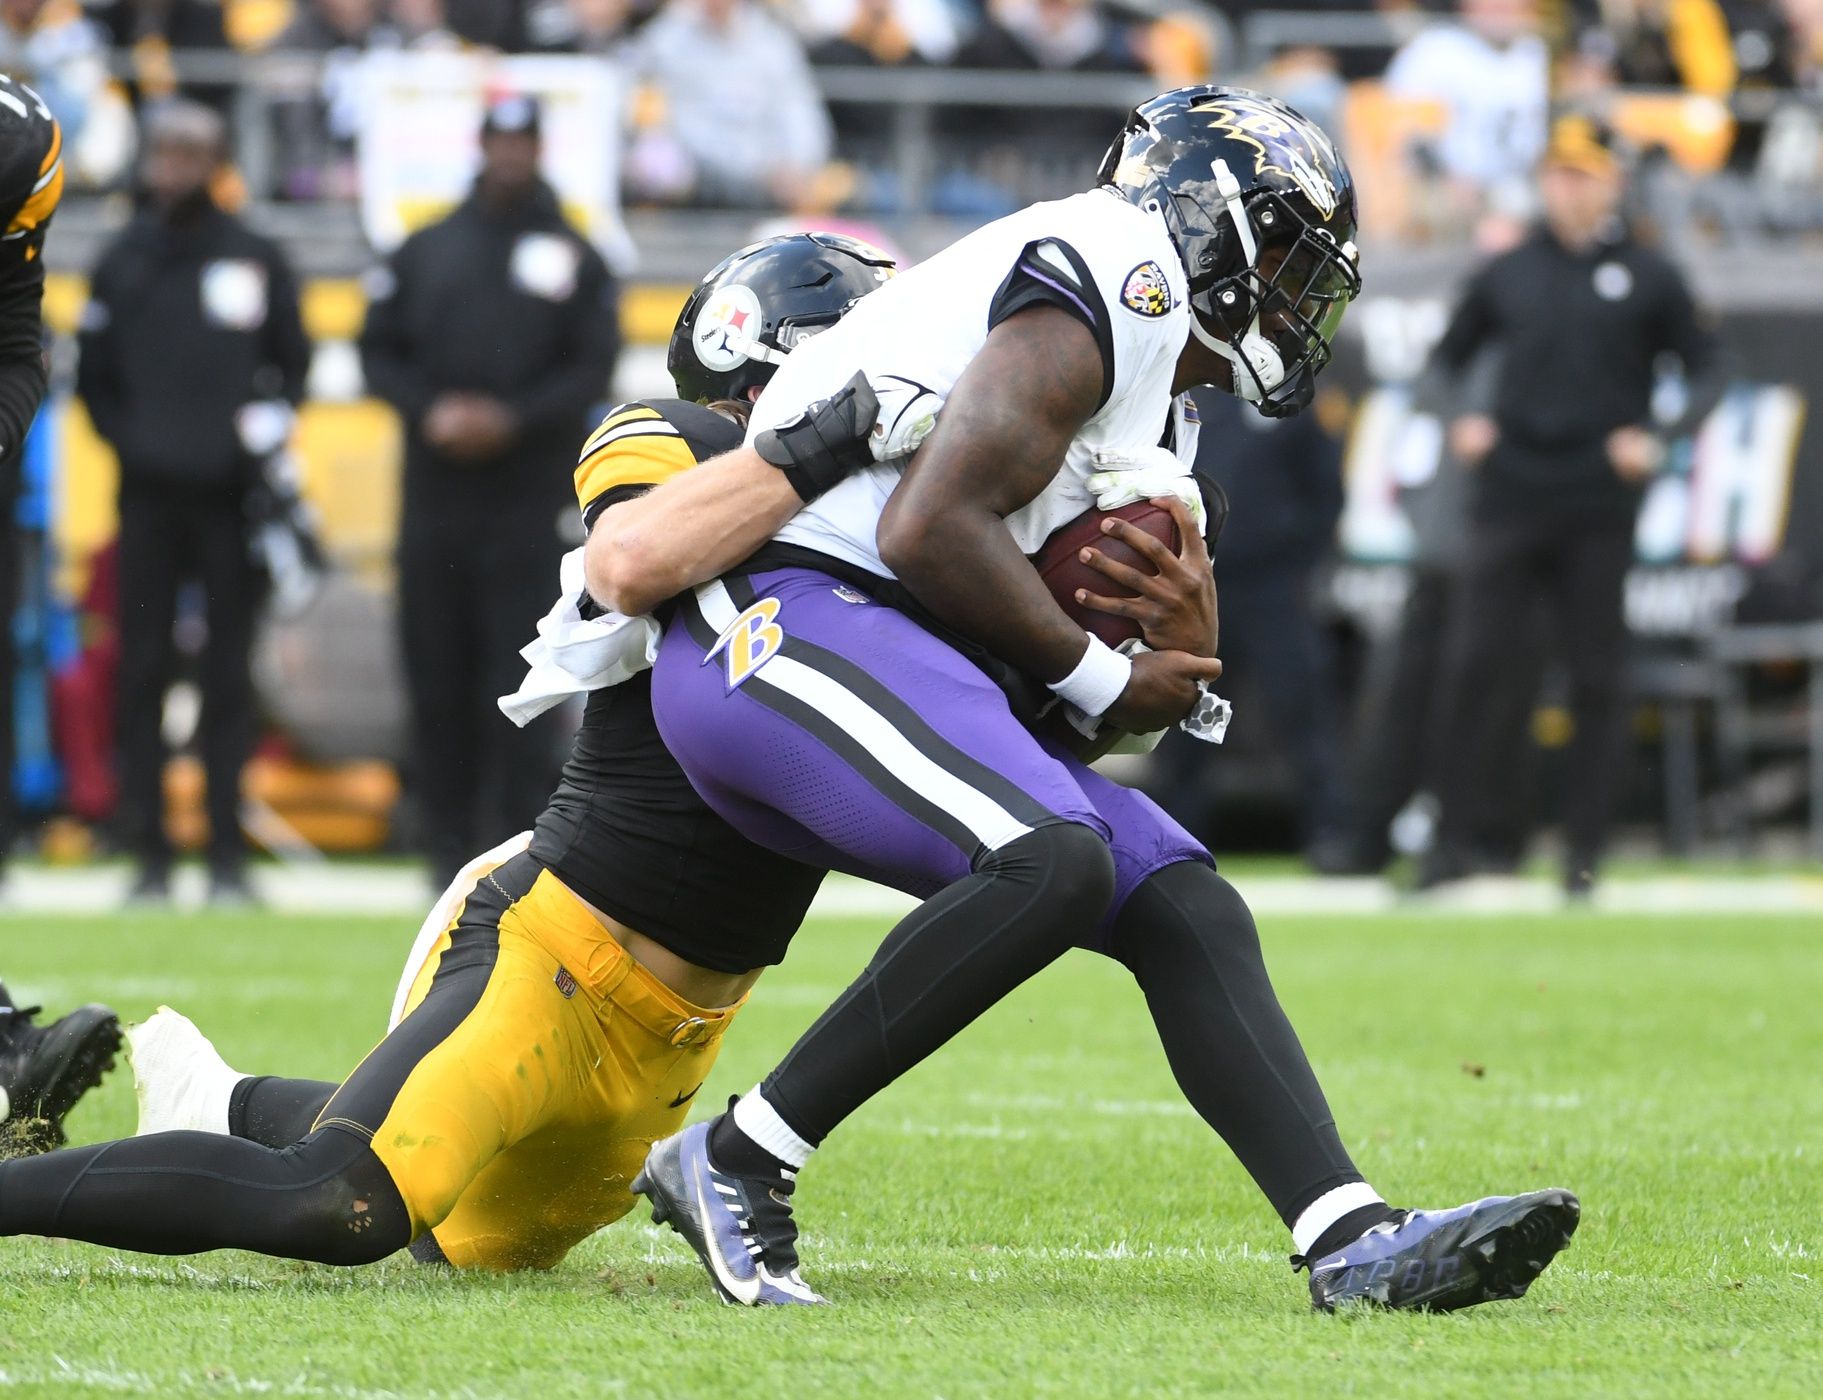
[[1182, 171, 1360, 419]]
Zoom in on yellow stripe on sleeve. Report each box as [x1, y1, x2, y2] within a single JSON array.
[[5, 116, 63, 240], [574, 432, 697, 514], [37, 118, 62, 179], [577, 404, 663, 463]]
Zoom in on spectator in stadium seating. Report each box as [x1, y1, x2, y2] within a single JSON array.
[[358, 95, 619, 889], [76, 102, 311, 906], [1577, 0, 1738, 94], [1383, 0, 1550, 221], [443, 0, 531, 47], [800, 0, 956, 65], [955, 0, 1146, 73], [1146, 387, 1350, 864], [939, 0, 1146, 209], [271, 0, 379, 199], [89, 0, 238, 115], [2, 0, 109, 152], [529, 0, 636, 52], [630, 0, 835, 207], [275, 0, 379, 49], [1416, 114, 1724, 898], [386, 0, 462, 47]]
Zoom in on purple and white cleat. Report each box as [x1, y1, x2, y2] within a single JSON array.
[[632, 1118, 825, 1306], [1300, 1188, 1580, 1312]]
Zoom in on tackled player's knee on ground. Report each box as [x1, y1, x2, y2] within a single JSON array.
[[258, 1131, 414, 1267]]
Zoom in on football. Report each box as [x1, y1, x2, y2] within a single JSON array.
[[1032, 500, 1181, 649]]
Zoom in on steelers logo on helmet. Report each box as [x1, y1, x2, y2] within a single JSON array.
[[693, 284, 765, 373], [1120, 261, 1175, 318]]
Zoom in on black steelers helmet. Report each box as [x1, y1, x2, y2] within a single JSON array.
[[1098, 86, 1361, 418], [668, 232, 897, 404]]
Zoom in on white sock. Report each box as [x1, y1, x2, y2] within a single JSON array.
[[730, 1085, 814, 1170], [1292, 1181, 1387, 1257], [203, 1071, 250, 1136]]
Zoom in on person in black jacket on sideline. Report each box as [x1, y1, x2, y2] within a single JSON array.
[[359, 94, 619, 888], [1417, 113, 1722, 897], [77, 101, 311, 906]]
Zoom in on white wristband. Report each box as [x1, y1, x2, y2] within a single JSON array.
[[1048, 634, 1132, 719]]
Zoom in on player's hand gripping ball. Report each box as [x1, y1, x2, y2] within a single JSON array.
[[1033, 501, 1181, 649]]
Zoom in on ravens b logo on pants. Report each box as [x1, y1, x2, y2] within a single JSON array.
[[706, 597, 785, 690]]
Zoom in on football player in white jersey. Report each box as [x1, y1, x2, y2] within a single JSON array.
[[602, 87, 1580, 1314]]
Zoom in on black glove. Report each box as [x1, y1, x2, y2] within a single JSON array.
[[753, 371, 880, 503]]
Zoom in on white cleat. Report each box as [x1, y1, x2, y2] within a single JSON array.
[[126, 1006, 244, 1136]]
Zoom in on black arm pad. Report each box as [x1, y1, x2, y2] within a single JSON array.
[[753, 370, 880, 503]]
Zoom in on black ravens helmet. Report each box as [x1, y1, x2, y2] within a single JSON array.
[[668, 232, 897, 405], [1098, 86, 1360, 418]]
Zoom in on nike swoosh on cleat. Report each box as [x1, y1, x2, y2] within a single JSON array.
[[669, 1082, 703, 1109], [692, 1169, 761, 1305]]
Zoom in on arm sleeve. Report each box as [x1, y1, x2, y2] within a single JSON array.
[[74, 258, 128, 450], [1428, 264, 1498, 377], [262, 247, 312, 406], [0, 251, 47, 466], [356, 246, 437, 425], [507, 243, 620, 436], [574, 401, 696, 529]]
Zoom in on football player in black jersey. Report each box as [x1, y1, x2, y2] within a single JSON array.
[[0, 73, 124, 1157], [0, 233, 894, 1268]]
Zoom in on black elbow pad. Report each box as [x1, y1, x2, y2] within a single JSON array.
[[753, 371, 880, 503]]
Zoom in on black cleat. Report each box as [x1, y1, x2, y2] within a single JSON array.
[[1300, 1189, 1580, 1313], [0, 982, 123, 1156]]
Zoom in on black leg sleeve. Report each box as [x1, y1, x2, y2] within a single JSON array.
[[1108, 862, 1363, 1227], [761, 822, 1116, 1145], [228, 1076, 337, 1148], [0, 1126, 409, 1266]]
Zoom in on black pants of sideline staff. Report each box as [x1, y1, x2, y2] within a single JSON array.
[[116, 480, 260, 880], [1431, 513, 1634, 880], [396, 512, 563, 890]]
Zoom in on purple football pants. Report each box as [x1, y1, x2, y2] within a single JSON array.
[[651, 567, 1209, 940]]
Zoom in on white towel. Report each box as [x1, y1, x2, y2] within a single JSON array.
[[496, 547, 662, 726]]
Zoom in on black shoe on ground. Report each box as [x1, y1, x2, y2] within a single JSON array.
[[207, 869, 260, 909], [123, 866, 172, 909], [1299, 1188, 1580, 1313], [0, 982, 122, 1156], [1563, 859, 1598, 902], [1411, 843, 1471, 892]]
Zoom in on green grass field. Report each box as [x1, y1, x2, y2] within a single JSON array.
[[2, 901, 1819, 1398]]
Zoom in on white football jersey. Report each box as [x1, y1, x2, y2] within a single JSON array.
[[748, 188, 1191, 576]]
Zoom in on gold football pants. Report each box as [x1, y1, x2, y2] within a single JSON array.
[[312, 841, 740, 1270]]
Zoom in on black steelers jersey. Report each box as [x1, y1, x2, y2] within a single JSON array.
[[529, 397, 826, 972], [0, 75, 63, 464], [0, 75, 62, 269]]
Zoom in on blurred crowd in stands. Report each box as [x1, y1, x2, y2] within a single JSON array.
[[2, 0, 1821, 232]]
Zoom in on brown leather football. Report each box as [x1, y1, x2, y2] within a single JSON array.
[[1032, 501, 1180, 649]]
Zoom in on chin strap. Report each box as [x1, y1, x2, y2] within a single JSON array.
[[1190, 160, 1286, 403]]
